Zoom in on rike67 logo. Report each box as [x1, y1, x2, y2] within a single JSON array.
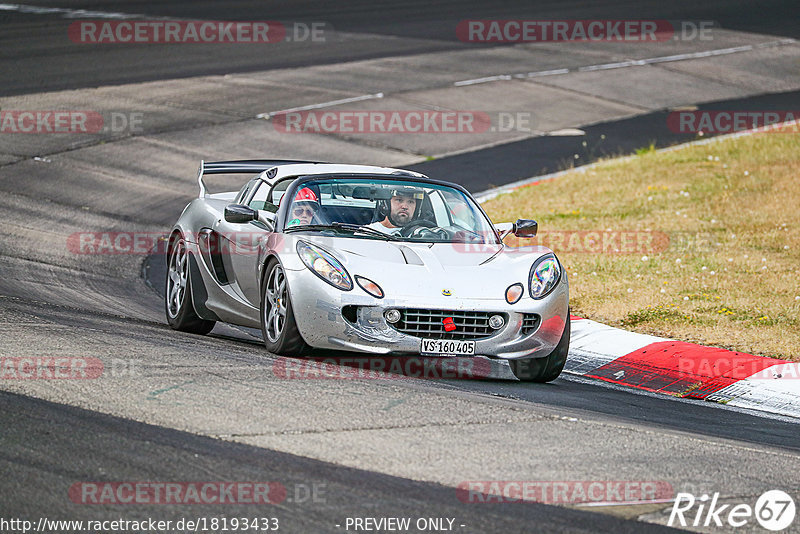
[[669, 490, 796, 531]]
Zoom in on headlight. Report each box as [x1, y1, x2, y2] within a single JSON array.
[[528, 253, 561, 299], [296, 241, 352, 291]]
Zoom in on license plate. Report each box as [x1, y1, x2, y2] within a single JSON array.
[[420, 339, 475, 355]]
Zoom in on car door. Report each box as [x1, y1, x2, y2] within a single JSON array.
[[213, 181, 273, 307]]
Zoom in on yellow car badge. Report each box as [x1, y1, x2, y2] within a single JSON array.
[[442, 289, 452, 296]]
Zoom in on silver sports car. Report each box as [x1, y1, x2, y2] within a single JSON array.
[[166, 160, 569, 382]]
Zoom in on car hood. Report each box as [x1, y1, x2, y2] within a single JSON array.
[[299, 236, 553, 301]]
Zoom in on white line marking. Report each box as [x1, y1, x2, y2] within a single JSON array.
[[547, 128, 586, 136], [0, 3, 147, 19], [576, 499, 676, 507], [257, 92, 384, 119], [454, 39, 796, 86], [518, 68, 570, 78], [454, 74, 512, 87], [578, 44, 759, 72]]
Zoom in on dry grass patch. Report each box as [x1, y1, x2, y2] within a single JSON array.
[[483, 132, 800, 360]]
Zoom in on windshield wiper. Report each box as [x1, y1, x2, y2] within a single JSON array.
[[284, 222, 396, 241], [333, 222, 398, 240]]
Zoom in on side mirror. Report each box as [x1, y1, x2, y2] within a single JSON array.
[[513, 219, 538, 237], [496, 219, 538, 239], [224, 204, 257, 224]]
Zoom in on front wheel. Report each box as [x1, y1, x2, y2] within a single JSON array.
[[260, 259, 308, 356], [509, 317, 570, 383], [165, 235, 216, 335]]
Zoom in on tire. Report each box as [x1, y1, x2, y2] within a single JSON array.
[[260, 258, 308, 356], [165, 235, 216, 335], [509, 316, 570, 383]]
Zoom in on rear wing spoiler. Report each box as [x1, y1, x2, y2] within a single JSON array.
[[196, 159, 321, 198]]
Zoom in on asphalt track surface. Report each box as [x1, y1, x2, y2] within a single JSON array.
[[1, 1, 799, 533], [1, 390, 685, 533], [1, 0, 798, 96]]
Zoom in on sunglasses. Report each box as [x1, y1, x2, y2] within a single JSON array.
[[292, 207, 315, 216]]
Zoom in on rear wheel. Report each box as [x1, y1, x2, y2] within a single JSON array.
[[509, 317, 570, 383], [260, 259, 308, 356], [165, 235, 216, 334]]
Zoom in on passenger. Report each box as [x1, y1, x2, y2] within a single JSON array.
[[286, 187, 319, 227]]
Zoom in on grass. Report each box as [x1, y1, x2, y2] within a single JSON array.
[[483, 131, 800, 361]]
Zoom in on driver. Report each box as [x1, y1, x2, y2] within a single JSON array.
[[365, 186, 423, 235], [286, 187, 319, 227]]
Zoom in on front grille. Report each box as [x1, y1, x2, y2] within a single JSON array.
[[521, 313, 540, 335], [390, 308, 502, 340]]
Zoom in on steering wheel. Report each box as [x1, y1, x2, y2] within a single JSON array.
[[399, 220, 449, 239]]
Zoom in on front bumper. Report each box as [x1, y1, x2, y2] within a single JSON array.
[[286, 266, 569, 360]]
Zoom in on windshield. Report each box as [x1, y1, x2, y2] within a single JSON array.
[[283, 177, 501, 244]]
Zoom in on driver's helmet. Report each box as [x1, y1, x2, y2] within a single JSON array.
[[294, 186, 319, 205], [391, 185, 424, 200], [377, 184, 425, 224], [287, 187, 319, 226]]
